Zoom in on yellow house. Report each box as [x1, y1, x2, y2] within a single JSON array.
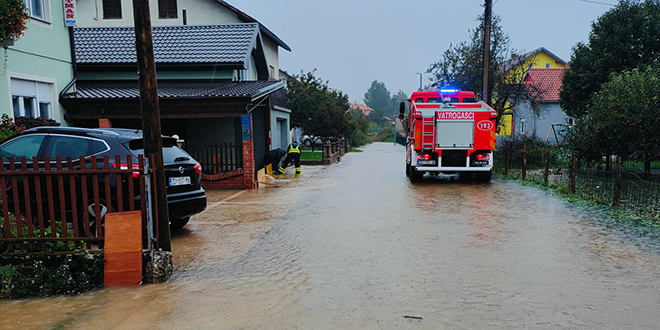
[[498, 47, 567, 135]]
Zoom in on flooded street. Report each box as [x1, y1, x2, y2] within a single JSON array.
[[2, 142, 660, 329]]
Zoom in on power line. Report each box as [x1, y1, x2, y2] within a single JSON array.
[[576, 0, 617, 6]]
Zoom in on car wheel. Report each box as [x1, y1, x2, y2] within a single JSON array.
[[170, 216, 190, 230], [303, 139, 312, 147], [80, 198, 114, 238]]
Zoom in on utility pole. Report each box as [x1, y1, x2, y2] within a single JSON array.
[[133, 0, 171, 251], [482, 0, 492, 105], [416, 73, 423, 91]]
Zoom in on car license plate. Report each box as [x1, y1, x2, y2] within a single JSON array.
[[417, 160, 436, 166], [169, 176, 191, 186]]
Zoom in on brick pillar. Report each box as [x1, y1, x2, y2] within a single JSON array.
[[99, 118, 112, 128], [242, 117, 256, 189]]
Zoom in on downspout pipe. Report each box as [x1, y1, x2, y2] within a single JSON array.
[[59, 27, 78, 105]]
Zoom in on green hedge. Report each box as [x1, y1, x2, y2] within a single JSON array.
[[0, 251, 104, 298]]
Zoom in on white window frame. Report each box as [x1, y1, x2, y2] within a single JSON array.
[[7, 72, 58, 121], [23, 0, 52, 24]]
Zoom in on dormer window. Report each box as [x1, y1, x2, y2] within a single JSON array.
[[103, 0, 122, 19], [158, 0, 178, 19]]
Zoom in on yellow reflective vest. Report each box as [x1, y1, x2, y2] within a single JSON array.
[[288, 143, 301, 154]]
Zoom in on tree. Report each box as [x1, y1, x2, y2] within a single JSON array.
[[427, 13, 544, 128], [560, 0, 660, 119], [364, 81, 393, 117], [570, 68, 660, 170], [286, 70, 350, 145], [345, 109, 369, 146], [390, 90, 409, 114]]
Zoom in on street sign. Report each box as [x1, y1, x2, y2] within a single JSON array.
[[241, 114, 252, 140]]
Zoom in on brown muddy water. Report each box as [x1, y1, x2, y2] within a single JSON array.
[[1, 143, 660, 329]]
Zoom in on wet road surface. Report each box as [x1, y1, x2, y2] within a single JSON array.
[[2, 142, 660, 329]]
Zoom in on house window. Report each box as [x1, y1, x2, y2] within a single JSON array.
[[545, 63, 551, 68], [158, 0, 178, 19], [23, 0, 47, 21], [10, 78, 53, 119], [103, 0, 122, 19]]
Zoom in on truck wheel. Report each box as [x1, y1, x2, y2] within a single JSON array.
[[405, 163, 412, 177], [409, 171, 423, 182], [475, 172, 492, 183]]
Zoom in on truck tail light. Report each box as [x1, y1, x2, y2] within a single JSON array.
[[194, 162, 202, 174], [417, 154, 432, 161], [476, 154, 491, 161]]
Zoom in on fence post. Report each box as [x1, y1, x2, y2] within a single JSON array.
[[613, 155, 622, 207], [522, 143, 527, 180], [570, 153, 577, 194], [544, 148, 551, 185], [323, 143, 331, 160], [503, 141, 509, 175]]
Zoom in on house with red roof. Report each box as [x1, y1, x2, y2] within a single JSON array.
[[349, 103, 375, 116], [499, 47, 568, 137], [514, 67, 572, 145]]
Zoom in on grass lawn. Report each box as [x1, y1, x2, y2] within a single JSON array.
[[301, 150, 322, 161]]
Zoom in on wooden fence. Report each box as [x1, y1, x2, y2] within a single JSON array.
[[0, 155, 158, 251], [185, 142, 243, 175]]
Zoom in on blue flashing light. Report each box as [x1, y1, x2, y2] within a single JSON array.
[[439, 87, 460, 93]]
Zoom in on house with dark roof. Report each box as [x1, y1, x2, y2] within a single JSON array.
[[58, 0, 294, 189], [74, 0, 290, 80], [60, 22, 289, 189], [513, 68, 572, 145]]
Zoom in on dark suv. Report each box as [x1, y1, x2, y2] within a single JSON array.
[[0, 127, 206, 229]]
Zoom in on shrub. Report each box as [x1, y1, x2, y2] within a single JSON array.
[[0, 0, 28, 49], [0, 251, 104, 298], [0, 114, 60, 142]]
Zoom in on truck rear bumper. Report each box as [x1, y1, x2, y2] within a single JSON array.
[[414, 166, 492, 172]]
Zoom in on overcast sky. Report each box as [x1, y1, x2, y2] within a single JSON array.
[[229, 0, 615, 103]]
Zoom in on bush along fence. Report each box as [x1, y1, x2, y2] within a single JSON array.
[[495, 140, 660, 221], [0, 154, 160, 298]]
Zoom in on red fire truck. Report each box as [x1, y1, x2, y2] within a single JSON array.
[[398, 89, 497, 182]]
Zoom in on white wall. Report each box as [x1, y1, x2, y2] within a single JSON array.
[[263, 37, 279, 80], [270, 107, 290, 150], [515, 102, 571, 145]]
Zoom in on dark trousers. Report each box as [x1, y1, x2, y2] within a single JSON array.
[[281, 153, 301, 173]]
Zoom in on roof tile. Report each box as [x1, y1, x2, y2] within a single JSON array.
[[62, 80, 284, 100], [526, 68, 565, 102], [74, 24, 259, 65]]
